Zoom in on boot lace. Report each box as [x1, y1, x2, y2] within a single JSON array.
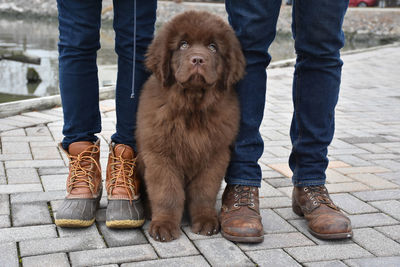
[[304, 185, 339, 210], [67, 145, 100, 194], [233, 185, 256, 208], [107, 151, 137, 203]]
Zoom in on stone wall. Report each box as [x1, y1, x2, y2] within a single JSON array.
[[0, 0, 399, 36]]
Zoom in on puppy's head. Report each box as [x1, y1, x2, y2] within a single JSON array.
[[145, 11, 245, 91]]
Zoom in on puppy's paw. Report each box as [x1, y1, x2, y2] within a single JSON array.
[[149, 220, 181, 242], [191, 215, 220, 236]]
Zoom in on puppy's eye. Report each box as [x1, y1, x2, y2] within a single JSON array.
[[208, 43, 217, 53], [180, 41, 189, 50]]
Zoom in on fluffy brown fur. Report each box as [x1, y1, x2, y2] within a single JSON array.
[[136, 11, 245, 242]]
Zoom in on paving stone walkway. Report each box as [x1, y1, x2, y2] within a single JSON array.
[[1, 45, 400, 266]]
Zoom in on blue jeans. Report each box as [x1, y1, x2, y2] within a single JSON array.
[[225, 0, 348, 187], [57, 0, 157, 150]]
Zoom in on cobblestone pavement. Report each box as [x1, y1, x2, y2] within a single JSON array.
[[1, 45, 400, 266]]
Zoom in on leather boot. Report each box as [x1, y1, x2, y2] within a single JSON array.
[[219, 185, 264, 243], [55, 140, 102, 227], [292, 185, 353, 239], [105, 143, 145, 228]]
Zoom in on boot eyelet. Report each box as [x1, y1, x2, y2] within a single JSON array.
[[249, 203, 255, 207], [313, 201, 317, 206], [233, 203, 239, 208], [304, 188, 308, 192]]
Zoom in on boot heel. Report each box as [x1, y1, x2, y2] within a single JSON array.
[[292, 201, 304, 217]]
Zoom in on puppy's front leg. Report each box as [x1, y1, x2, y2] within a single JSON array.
[[187, 151, 230, 236], [144, 159, 184, 242]]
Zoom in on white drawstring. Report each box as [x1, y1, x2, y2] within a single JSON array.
[[130, 0, 137, 99]]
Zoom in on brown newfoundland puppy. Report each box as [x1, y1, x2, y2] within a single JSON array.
[[136, 11, 245, 242]]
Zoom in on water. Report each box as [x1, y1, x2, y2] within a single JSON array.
[[0, 16, 398, 103]]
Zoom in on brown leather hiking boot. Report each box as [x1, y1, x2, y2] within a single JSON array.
[[105, 143, 144, 228], [55, 140, 102, 227], [292, 185, 353, 240], [219, 185, 264, 243]]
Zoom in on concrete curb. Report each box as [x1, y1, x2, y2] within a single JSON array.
[[0, 86, 115, 118]]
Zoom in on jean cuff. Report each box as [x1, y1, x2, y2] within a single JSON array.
[[224, 177, 261, 187], [292, 178, 326, 187]]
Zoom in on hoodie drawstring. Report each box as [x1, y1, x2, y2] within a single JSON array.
[[130, 0, 137, 99]]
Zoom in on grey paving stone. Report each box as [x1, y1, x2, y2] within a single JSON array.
[[182, 225, 222, 240], [0, 214, 10, 228], [0, 183, 44, 194], [259, 196, 292, 209], [348, 173, 398, 189], [333, 155, 371, 167], [121, 255, 210, 267], [246, 249, 301, 267], [0, 153, 32, 161], [265, 178, 293, 187], [22, 253, 70, 267], [370, 200, 400, 220], [69, 245, 157, 267], [0, 225, 57, 242], [31, 146, 61, 160], [352, 228, 400, 256], [304, 260, 348, 267], [5, 159, 65, 169], [0, 242, 18, 267], [38, 167, 69, 176], [325, 169, 354, 183], [274, 207, 302, 220], [2, 141, 30, 154], [144, 228, 199, 258], [20, 235, 105, 257], [340, 136, 389, 144], [259, 180, 283, 197], [41, 174, 66, 191], [352, 189, 400, 201], [0, 175, 6, 185], [345, 257, 400, 267], [0, 162, 5, 177], [330, 193, 378, 214], [375, 225, 400, 241], [348, 213, 398, 228], [325, 182, 370, 193], [57, 224, 100, 238], [98, 222, 147, 247], [25, 126, 51, 136], [0, 128, 25, 136], [285, 244, 372, 262], [12, 202, 52, 226], [238, 232, 314, 251], [6, 168, 40, 184], [11, 190, 65, 204], [1, 136, 54, 142], [261, 209, 296, 234], [0, 194, 9, 215], [194, 238, 253, 267]]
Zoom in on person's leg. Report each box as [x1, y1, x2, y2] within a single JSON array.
[[105, 0, 157, 229], [221, 0, 281, 243], [225, 0, 282, 187], [56, 0, 103, 227], [289, 0, 348, 186], [110, 0, 157, 150], [58, 0, 102, 150], [290, 0, 352, 240]]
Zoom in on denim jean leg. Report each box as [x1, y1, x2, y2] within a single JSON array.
[[58, 0, 102, 150], [289, 0, 349, 186], [225, 0, 282, 187], [110, 0, 157, 151]]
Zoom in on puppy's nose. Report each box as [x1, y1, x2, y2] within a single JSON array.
[[190, 56, 205, 66]]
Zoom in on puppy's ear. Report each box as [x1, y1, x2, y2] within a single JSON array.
[[224, 29, 246, 91], [145, 26, 174, 88]]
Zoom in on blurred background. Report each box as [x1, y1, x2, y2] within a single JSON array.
[[0, 0, 399, 103]]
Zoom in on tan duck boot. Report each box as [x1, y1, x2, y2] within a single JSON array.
[[105, 143, 145, 228], [55, 140, 102, 227], [292, 185, 353, 239]]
